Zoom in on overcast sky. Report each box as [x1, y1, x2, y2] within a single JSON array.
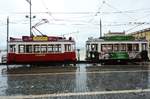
[[0, 0, 150, 49]]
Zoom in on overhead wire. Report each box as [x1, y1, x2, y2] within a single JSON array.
[[40, 0, 56, 21], [10, 7, 150, 15], [104, 1, 135, 20], [125, 13, 150, 32], [103, 1, 150, 33], [88, 1, 106, 23], [125, 24, 143, 32], [1, 0, 150, 32]]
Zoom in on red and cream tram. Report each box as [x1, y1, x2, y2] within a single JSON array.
[[7, 35, 76, 64]]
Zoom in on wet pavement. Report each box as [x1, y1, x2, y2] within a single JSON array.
[[0, 64, 150, 99]]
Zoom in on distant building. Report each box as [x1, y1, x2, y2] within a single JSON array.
[[129, 27, 150, 46], [104, 30, 125, 37]]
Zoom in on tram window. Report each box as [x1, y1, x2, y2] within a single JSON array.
[[68, 45, 71, 51], [101, 44, 113, 52], [9, 45, 16, 52], [101, 44, 106, 51], [107, 44, 113, 51], [133, 44, 139, 51], [34, 45, 40, 53], [48, 45, 53, 52], [26, 45, 32, 53], [120, 44, 126, 51], [127, 44, 132, 51], [86, 44, 90, 51], [57, 44, 61, 52], [91, 44, 98, 51], [41, 45, 47, 53], [72, 44, 75, 51], [50, 44, 61, 52], [53, 45, 57, 52], [113, 44, 119, 51], [142, 43, 147, 50], [19, 45, 25, 53], [65, 44, 71, 52]]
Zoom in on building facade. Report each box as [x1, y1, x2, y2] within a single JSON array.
[[129, 28, 150, 46], [104, 31, 125, 37]]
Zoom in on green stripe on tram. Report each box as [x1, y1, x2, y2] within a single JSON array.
[[104, 36, 135, 41], [110, 52, 129, 59]]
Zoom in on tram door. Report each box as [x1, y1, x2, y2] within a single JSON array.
[[90, 44, 99, 60], [141, 43, 149, 60]]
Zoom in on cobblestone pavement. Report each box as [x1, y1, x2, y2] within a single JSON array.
[[0, 64, 150, 99]]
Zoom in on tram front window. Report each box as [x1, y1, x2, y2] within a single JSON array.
[[72, 44, 75, 51], [65, 44, 71, 52], [9, 45, 16, 53], [91, 44, 98, 51]]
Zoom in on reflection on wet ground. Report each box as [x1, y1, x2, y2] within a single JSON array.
[[0, 64, 150, 99]]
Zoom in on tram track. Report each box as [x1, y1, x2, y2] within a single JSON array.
[[0, 88, 149, 99], [0, 69, 150, 77]]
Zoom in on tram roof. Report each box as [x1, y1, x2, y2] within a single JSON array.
[[8, 36, 75, 43], [86, 36, 148, 43]]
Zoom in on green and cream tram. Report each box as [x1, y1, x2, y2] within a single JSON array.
[[86, 36, 149, 64]]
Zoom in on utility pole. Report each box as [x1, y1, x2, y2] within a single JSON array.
[[7, 17, 9, 69], [100, 18, 102, 38], [29, 0, 32, 36], [77, 49, 80, 61], [7, 17, 9, 54], [26, 0, 33, 36]]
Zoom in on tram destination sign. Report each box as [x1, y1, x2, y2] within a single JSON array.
[[22, 36, 61, 41], [33, 36, 48, 41]]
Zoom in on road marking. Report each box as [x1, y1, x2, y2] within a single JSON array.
[[1, 69, 150, 77], [0, 89, 150, 99]]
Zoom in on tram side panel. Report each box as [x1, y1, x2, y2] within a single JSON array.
[[7, 52, 76, 64], [7, 42, 76, 64], [85, 41, 149, 63]]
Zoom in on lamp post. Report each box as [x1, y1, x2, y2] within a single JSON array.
[[7, 17, 9, 70], [100, 18, 102, 38], [77, 49, 80, 61]]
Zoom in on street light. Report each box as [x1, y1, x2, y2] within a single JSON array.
[[77, 49, 80, 61]]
